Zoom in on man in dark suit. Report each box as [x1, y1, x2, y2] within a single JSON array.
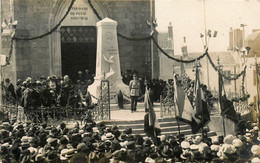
[[16, 79, 23, 105], [21, 83, 34, 118], [4, 78, 16, 104]]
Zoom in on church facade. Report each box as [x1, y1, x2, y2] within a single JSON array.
[[1, 0, 159, 83]]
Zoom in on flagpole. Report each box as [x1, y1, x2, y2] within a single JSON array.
[[175, 106, 181, 136], [194, 60, 205, 138], [217, 57, 226, 137], [173, 74, 181, 136]]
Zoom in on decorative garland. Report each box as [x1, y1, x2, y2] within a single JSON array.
[[14, 0, 76, 41], [230, 63, 249, 102], [88, 0, 152, 41], [3, 0, 76, 65], [3, 0, 248, 85], [206, 52, 247, 81], [151, 36, 208, 63], [241, 66, 246, 96], [87, 0, 102, 20]]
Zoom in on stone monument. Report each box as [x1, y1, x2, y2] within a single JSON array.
[[88, 17, 129, 103]]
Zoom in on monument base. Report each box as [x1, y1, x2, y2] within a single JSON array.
[[88, 77, 129, 104]]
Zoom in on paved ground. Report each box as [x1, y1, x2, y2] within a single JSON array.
[[63, 102, 168, 128], [109, 102, 166, 121]]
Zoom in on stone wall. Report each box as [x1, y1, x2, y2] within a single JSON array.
[[1, 0, 158, 81], [13, 0, 53, 79], [105, 0, 156, 77]]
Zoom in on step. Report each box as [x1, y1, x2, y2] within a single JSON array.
[[159, 121, 189, 127], [101, 119, 216, 138], [114, 125, 192, 134], [106, 123, 192, 131], [158, 117, 177, 122], [102, 119, 144, 125], [103, 118, 188, 126]]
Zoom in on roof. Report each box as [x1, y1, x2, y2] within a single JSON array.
[[187, 51, 236, 65]]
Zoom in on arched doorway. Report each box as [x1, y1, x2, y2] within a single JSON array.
[[60, 26, 96, 82], [48, 0, 109, 77]]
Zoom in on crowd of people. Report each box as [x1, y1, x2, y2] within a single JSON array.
[[2, 70, 171, 107], [1, 70, 96, 123], [1, 70, 94, 108], [122, 71, 171, 103], [0, 118, 259, 162]]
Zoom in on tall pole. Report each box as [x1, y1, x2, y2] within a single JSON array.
[[255, 56, 260, 126], [203, 0, 210, 90], [173, 74, 181, 136], [150, 0, 154, 79], [217, 57, 226, 137], [234, 65, 237, 97], [194, 60, 204, 138], [241, 24, 247, 95]]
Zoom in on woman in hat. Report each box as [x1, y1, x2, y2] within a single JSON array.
[[129, 74, 140, 113]]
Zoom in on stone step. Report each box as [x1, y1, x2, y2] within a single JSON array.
[[133, 130, 217, 138], [101, 117, 216, 138], [102, 119, 145, 125], [107, 124, 192, 132], [103, 118, 188, 126]]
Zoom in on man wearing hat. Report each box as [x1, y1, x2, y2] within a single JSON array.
[[4, 78, 16, 104]]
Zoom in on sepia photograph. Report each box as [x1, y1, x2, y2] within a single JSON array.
[[0, 0, 260, 162]]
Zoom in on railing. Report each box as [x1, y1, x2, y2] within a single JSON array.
[[0, 80, 112, 123], [0, 104, 91, 123], [91, 80, 111, 121], [160, 95, 176, 118], [233, 101, 250, 115]]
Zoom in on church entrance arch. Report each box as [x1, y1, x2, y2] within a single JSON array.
[[60, 26, 96, 82], [48, 0, 109, 77]]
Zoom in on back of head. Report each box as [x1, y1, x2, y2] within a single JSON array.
[[69, 153, 88, 163]]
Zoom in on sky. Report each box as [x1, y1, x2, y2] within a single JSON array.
[[155, 0, 260, 55]]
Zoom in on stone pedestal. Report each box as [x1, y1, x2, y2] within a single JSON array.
[[88, 18, 128, 103]]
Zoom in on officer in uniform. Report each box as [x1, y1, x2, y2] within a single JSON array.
[[129, 74, 140, 113]]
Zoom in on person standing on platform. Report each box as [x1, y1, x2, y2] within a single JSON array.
[[129, 74, 140, 113], [4, 78, 16, 105]]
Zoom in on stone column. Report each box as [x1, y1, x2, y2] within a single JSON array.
[[88, 17, 128, 103]]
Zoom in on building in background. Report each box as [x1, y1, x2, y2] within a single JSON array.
[[0, 0, 159, 83], [158, 22, 175, 81], [158, 25, 242, 99]]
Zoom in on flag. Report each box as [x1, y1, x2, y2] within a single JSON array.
[[191, 72, 210, 134], [173, 74, 193, 124], [144, 88, 160, 138], [218, 73, 238, 122]]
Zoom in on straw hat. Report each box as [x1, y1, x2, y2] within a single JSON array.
[[251, 145, 260, 155]]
